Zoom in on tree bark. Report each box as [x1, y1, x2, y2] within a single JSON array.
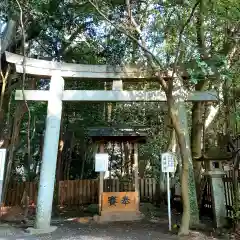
[[168, 98, 199, 235], [191, 102, 204, 192], [56, 128, 64, 183], [2, 102, 27, 203], [80, 152, 86, 179]]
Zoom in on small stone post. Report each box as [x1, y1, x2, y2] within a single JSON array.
[[205, 168, 226, 228], [29, 72, 64, 234]]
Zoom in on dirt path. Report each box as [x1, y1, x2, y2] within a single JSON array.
[[1, 221, 226, 240], [1, 221, 178, 240]]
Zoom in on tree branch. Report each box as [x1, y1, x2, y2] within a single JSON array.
[[170, 0, 200, 93], [15, 0, 32, 176], [0, 65, 11, 112], [87, 0, 163, 70]]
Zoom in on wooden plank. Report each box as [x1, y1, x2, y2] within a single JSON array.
[[145, 179, 149, 200], [71, 180, 74, 205], [91, 180, 96, 204], [140, 178, 144, 201], [58, 181, 62, 206], [87, 180, 91, 204], [21, 183, 25, 205], [10, 182, 15, 205], [15, 90, 218, 102], [149, 178, 153, 202], [72, 180, 76, 205], [76, 180, 79, 205], [16, 182, 20, 205], [79, 180, 83, 205], [152, 178, 156, 202], [67, 180, 70, 206], [89, 180, 92, 204], [29, 182, 33, 203], [77, 180, 81, 205], [83, 179, 86, 204], [5, 51, 151, 79]]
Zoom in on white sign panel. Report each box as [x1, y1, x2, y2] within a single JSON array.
[[161, 152, 175, 173], [0, 149, 6, 180], [161, 151, 175, 231], [95, 153, 109, 172]]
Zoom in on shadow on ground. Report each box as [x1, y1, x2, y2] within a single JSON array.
[[0, 203, 228, 239]]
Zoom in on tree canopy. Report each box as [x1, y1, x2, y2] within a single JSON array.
[[0, 0, 239, 235]]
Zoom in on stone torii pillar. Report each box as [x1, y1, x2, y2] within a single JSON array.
[[27, 72, 64, 234]]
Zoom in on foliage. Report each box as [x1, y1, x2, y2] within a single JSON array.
[[0, 0, 239, 235]]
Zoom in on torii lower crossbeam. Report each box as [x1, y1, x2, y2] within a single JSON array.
[[15, 90, 217, 102]]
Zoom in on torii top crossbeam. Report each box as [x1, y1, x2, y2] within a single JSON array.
[[5, 52, 218, 102], [5, 51, 153, 80]]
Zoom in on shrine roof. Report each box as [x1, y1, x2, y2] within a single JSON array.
[[88, 126, 148, 143]]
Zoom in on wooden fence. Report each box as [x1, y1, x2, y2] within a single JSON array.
[[222, 170, 240, 218], [199, 175, 213, 218], [5, 181, 38, 206], [223, 176, 234, 217], [5, 178, 158, 206], [199, 170, 240, 218]]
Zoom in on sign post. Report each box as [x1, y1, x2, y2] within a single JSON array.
[[161, 152, 175, 231], [95, 152, 109, 214]]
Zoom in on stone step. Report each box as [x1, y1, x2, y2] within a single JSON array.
[[95, 211, 144, 223]]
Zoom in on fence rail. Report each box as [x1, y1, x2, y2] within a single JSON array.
[[5, 182, 38, 206], [223, 176, 236, 217], [5, 178, 158, 206]]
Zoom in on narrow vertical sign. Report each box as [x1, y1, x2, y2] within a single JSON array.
[[95, 153, 109, 172], [161, 152, 175, 231], [0, 149, 7, 203]]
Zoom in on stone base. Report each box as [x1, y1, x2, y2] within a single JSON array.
[[94, 211, 144, 223], [25, 226, 57, 235]]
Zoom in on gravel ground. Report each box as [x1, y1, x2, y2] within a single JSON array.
[[0, 221, 225, 240], [0, 221, 178, 240]]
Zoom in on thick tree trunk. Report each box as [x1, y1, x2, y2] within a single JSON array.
[[80, 152, 86, 179], [2, 102, 27, 203], [168, 99, 199, 235], [191, 102, 204, 192], [66, 132, 75, 180], [56, 133, 64, 183], [0, 93, 12, 148]]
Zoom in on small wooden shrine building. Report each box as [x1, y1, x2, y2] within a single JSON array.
[[88, 126, 147, 222]]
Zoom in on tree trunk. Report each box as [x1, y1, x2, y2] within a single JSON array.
[[2, 102, 27, 203], [56, 132, 64, 183], [0, 92, 12, 148], [80, 152, 86, 179], [168, 99, 199, 235], [191, 102, 204, 192], [66, 132, 75, 180]]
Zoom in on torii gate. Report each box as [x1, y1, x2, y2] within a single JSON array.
[[5, 51, 217, 233]]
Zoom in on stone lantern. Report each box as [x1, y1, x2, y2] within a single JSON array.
[[197, 146, 233, 228]]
